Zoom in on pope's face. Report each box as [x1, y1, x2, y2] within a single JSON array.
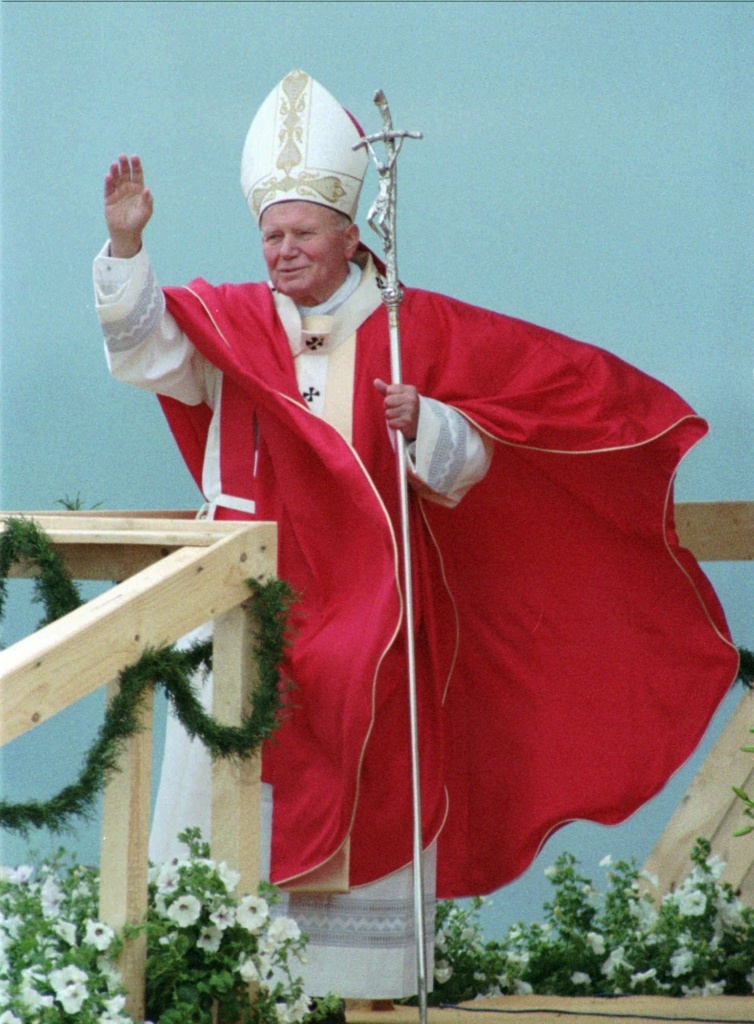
[[261, 201, 360, 307]]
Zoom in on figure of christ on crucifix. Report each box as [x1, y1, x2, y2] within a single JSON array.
[[94, 69, 737, 1001]]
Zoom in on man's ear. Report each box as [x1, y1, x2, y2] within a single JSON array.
[[344, 222, 360, 260]]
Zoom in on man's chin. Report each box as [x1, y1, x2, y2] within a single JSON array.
[[275, 273, 310, 300]]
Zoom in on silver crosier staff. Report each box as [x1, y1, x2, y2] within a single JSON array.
[[353, 93, 428, 1024]]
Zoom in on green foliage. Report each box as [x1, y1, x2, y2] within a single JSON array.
[[0, 516, 294, 836], [735, 647, 754, 690], [54, 494, 103, 511], [430, 840, 754, 1001], [0, 516, 83, 633]]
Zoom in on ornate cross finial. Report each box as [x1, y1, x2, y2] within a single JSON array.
[[353, 91, 422, 308]]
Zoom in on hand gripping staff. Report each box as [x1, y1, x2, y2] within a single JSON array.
[[353, 94, 428, 1024]]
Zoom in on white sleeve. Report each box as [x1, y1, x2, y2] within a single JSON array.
[[406, 396, 493, 508], [93, 242, 210, 406]]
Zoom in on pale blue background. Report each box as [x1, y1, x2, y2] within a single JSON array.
[[1, 1, 753, 942]]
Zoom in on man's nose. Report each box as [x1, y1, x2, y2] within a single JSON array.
[[280, 234, 300, 258]]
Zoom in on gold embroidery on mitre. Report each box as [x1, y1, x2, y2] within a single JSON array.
[[252, 172, 348, 217], [276, 71, 308, 176], [297, 172, 347, 204]]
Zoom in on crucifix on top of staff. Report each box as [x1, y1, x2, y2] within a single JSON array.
[[353, 93, 429, 1024]]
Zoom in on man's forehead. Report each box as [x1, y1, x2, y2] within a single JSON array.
[[260, 200, 344, 232]]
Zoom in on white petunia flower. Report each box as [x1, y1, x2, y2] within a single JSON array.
[[599, 855, 614, 868], [209, 904, 235, 931], [20, 979, 55, 1011], [239, 955, 261, 983], [57, 980, 88, 1014], [601, 946, 631, 980], [267, 916, 301, 945], [677, 888, 706, 917], [629, 898, 658, 931], [237, 894, 270, 932], [2, 865, 33, 885], [714, 894, 744, 931], [670, 947, 694, 978], [217, 862, 241, 893], [544, 866, 558, 880], [97, 955, 124, 992], [630, 968, 657, 988], [513, 980, 533, 995], [50, 963, 89, 990], [586, 931, 606, 956], [256, 950, 274, 980], [434, 961, 452, 984], [705, 855, 725, 881], [0, 915, 22, 941], [506, 949, 530, 969], [155, 864, 181, 894], [571, 972, 591, 986], [53, 918, 78, 946], [166, 893, 202, 927], [85, 919, 115, 951], [276, 993, 311, 1024], [702, 980, 726, 996], [0, 1011, 23, 1024], [197, 925, 223, 953], [50, 964, 89, 1014], [104, 994, 128, 1015], [40, 874, 64, 919], [639, 870, 658, 887]]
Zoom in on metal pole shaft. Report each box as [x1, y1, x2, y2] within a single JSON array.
[[387, 303, 428, 1024]]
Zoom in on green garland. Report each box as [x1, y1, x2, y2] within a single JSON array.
[[0, 517, 293, 835]]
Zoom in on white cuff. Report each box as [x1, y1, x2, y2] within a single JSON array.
[[407, 396, 493, 507]]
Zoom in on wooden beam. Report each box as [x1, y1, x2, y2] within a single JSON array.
[[211, 605, 263, 899], [99, 682, 153, 1023], [642, 689, 754, 897], [1, 515, 243, 581], [675, 501, 754, 561], [0, 522, 277, 745]]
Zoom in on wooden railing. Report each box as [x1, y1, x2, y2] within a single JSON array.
[[1, 502, 753, 1014], [0, 512, 277, 1021]]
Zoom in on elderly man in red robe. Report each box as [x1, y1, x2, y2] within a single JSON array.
[[94, 70, 737, 1001]]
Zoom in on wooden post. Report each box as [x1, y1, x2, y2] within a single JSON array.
[[211, 604, 263, 898], [643, 688, 754, 901], [99, 681, 154, 1023]]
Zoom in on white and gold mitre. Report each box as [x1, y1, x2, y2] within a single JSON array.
[[241, 69, 368, 224]]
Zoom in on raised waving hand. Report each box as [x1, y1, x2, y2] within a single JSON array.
[[104, 154, 153, 258]]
